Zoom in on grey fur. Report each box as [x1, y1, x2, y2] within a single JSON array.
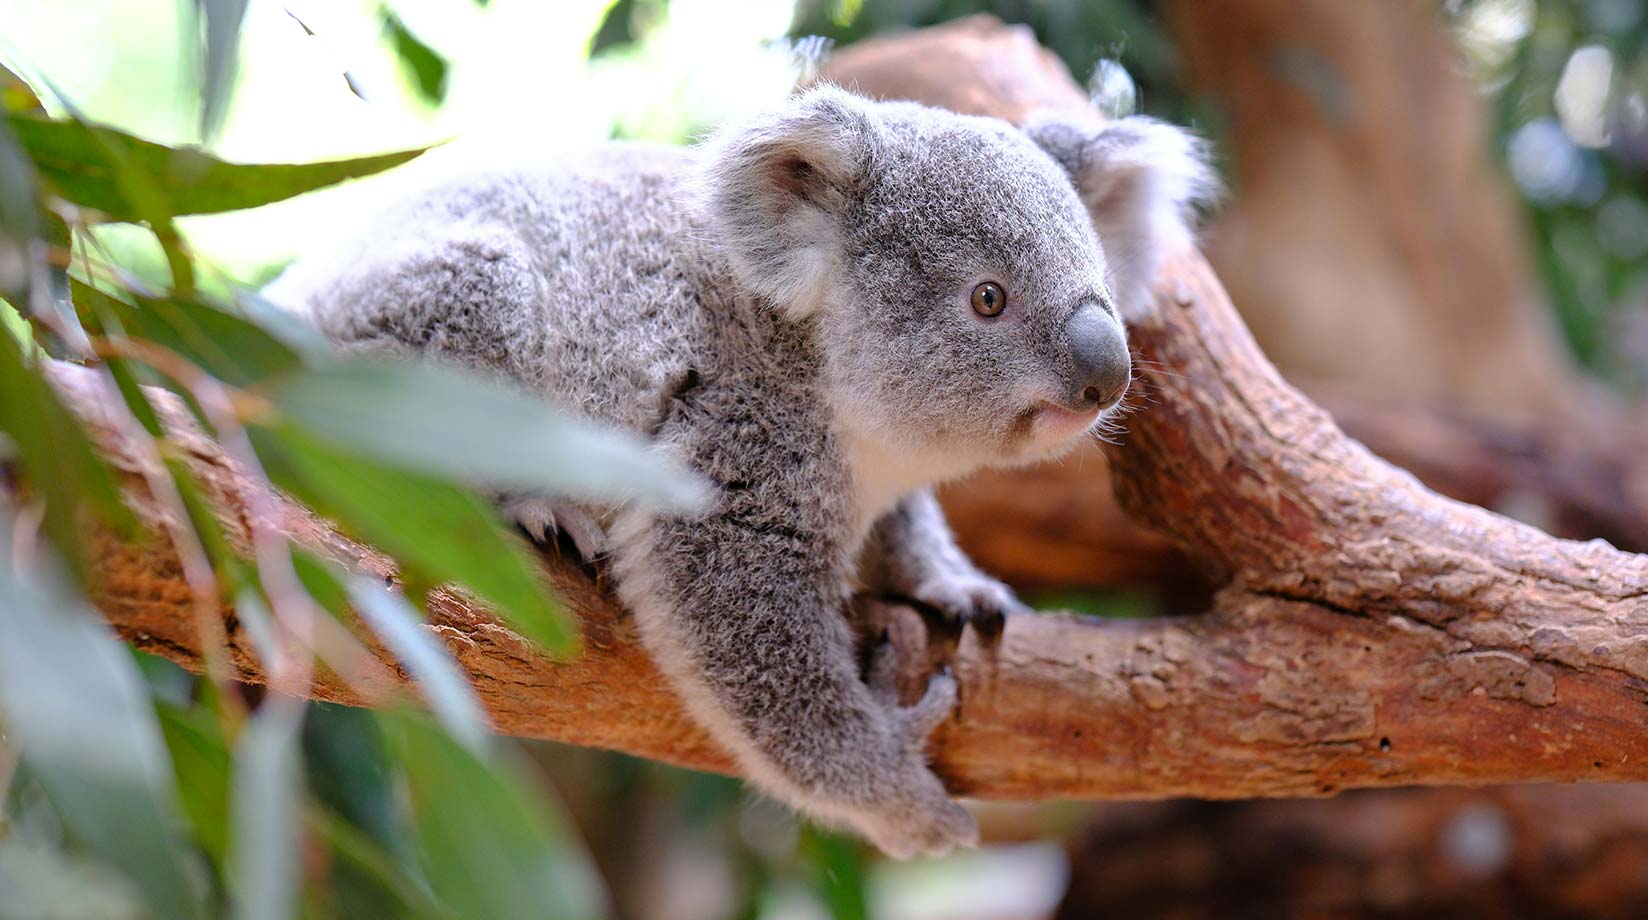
[[266, 86, 1211, 858]]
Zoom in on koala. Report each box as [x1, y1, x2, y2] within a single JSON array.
[[266, 85, 1212, 858]]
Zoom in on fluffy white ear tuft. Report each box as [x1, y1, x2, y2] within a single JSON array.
[[695, 84, 880, 319], [1025, 115, 1219, 315]]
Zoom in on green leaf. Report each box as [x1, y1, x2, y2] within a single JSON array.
[[0, 837, 148, 920], [193, 0, 251, 140], [0, 114, 39, 306], [386, 712, 607, 920], [268, 360, 708, 512], [800, 827, 869, 920], [290, 549, 352, 614], [251, 422, 577, 655], [0, 524, 205, 920], [0, 334, 134, 580], [1, 295, 30, 348], [72, 278, 302, 387], [0, 63, 45, 115], [155, 700, 232, 863], [6, 113, 426, 220], [347, 575, 491, 754], [234, 586, 282, 672], [230, 699, 305, 920], [304, 804, 457, 920], [382, 9, 449, 103]]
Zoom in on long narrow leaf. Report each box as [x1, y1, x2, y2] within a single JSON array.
[[7, 114, 426, 220], [73, 279, 302, 387], [347, 575, 491, 754], [154, 700, 232, 863], [386, 713, 607, 920], [229, 698, 305, 920], [0, 332, 134, 580], [0, 523, 204, 920], [194, 0, 251, 140], [250, 422, 577, 655], [269, 360, 708, 512]]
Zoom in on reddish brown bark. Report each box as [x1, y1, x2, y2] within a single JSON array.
[[44, 16, 1648, 800]]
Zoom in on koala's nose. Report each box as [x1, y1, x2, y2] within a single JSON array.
[[1065, 304, 1130, 410]]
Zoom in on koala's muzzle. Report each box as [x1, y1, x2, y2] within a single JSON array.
[[1064, 304, 1131, 410]]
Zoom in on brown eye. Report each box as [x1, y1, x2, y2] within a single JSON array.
[[971, 281, 1006, 317]]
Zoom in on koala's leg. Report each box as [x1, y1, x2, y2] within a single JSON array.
[[607, 466, 977, 858], [861, 489, 1028, 639]]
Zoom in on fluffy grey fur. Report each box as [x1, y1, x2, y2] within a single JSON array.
[[266, 86, 1211, 858]]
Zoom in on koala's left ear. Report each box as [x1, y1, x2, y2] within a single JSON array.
[[697, 85, 881, 318], [1025, 115, 1218, 315]]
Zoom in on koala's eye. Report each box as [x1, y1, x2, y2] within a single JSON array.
[[970, 281, 1006, 317]]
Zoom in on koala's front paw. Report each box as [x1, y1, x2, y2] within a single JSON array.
[[502, 495, 606, 560], [857, 638, 980, 859], [907, 570, 1026, 640]]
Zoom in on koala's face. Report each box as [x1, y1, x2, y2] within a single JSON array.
[[817, 106, 1130, 465], [703, 87, 1196, 469]]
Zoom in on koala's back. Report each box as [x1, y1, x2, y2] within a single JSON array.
[[268, 144, 719, 436]]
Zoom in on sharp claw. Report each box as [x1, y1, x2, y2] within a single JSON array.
[[971, 605, 1007, 639]]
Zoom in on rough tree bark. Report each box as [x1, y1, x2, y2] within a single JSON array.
[[42, 17, 1648, 800]]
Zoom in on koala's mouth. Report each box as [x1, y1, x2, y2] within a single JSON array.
[[1016, 400, 1105, 446]]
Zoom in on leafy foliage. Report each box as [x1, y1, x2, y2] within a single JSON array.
[[0, 11, 705, 912]]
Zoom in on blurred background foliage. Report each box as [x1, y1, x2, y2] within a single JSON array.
[[2, 1, 1646, 919]]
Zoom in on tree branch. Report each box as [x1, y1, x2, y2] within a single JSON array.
[[43, 16, 1648, 799]]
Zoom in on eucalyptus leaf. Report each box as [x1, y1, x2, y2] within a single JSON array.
[[233, 586, 282, 673], [0, 525, 204, 920], [194, 0, 250, 140], [72, 278, 302, 387], [387, 713, 607, 920], [382, 9, 449, 103], [230, 698, 305, 920], [304, 803, 458, 920], [0, 332, 134, 581], [154, 700, 232, 863], [6, 113, 425, 220], [0, 63, 45, 114], [268, 359, 708, 512], [250, 422, 577, 655], [0, 114, 38, 306], [18, 90, 198, 292], [0, 837, 147, 920], [347, 575, 491, 754]]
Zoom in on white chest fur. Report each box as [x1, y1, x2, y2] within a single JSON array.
[[838, 425, 982, 537]]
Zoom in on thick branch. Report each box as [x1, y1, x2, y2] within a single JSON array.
[[48, 16, 1648, 799]]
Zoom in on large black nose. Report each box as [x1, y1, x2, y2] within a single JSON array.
[[1065, 304, 1130, 409]]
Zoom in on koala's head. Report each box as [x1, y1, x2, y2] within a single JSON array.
[[701, 85, 1212, 467]]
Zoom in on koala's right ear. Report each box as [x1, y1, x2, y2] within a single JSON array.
[[1025, 114, 1218, 315], [697, 85, 880, 318]]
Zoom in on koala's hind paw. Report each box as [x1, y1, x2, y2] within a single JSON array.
[[502, 496, 606, 560], [859, 642, 978, 858], [867, 637, 959, 750], [862, 789, 979, 860], [908, 572, 1026, 640]]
